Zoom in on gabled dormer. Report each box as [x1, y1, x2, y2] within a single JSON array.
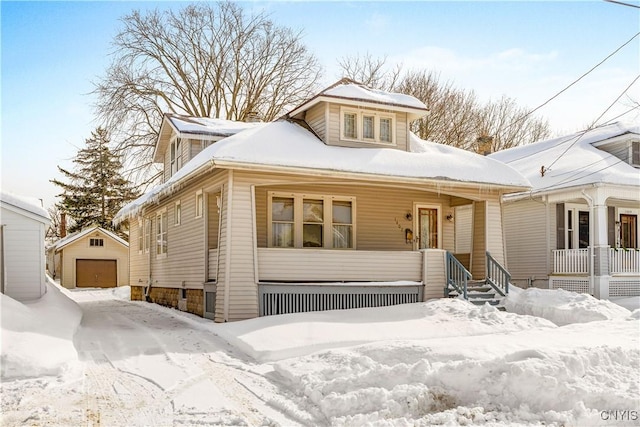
[[153, 114, 261, 183], [591, 126, 640, 169], [287, 79, 428, 151]]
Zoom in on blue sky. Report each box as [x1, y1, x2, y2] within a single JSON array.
[[2, 0, 639, 209]]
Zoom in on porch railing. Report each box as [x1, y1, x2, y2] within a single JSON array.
[[486, 251, 509, 297], [446, 252, 470, 299], [552, 248, 589, 274], [610, 248, 640, 274]]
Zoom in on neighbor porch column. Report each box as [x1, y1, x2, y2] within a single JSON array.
[[583, 187, 610, 299]]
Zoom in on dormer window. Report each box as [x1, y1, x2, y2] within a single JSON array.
[[632, 141, 639, 167], [340, 107, 396, 145], [170, 138, 183, 176]]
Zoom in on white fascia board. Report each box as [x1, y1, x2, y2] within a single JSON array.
[[288, 95, 428, 119]]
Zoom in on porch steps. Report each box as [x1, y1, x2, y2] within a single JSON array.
[[448, 283, 506, 311]]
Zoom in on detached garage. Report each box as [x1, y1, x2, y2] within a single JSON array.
[[50, 226, 129, 288], [0, 191, 50, 301]]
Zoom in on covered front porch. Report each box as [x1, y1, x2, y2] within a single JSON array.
[[203, 170, 513, 320]]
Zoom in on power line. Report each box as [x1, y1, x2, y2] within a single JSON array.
[[604, 0, 640, 9], [505, 31, 640, 131], [545, 73, 640, 171]]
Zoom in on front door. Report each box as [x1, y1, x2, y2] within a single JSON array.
[[418, 207, 438, 249], [621, 214, 637, 248]]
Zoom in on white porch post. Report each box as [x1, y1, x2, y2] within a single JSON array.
[[583, 188, 610, 299]]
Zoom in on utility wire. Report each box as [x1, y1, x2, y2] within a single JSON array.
[[604, 0, 640, 9], [505, 31, 640, 132], [545, 73, 640, 171]]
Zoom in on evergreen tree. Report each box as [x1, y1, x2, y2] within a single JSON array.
[[51, 127, 139, 236]]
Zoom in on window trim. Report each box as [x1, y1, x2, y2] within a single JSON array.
[[195, 190, 204, 219], [174, 200, 181, 226], [144, 218, 151, 254], [156, 208, 168, 258], [339, 106, 396, 145], [267, 191, 356, 249], [138, 218, 143, 253], [89, 237, 104, 248], [631, 140, 639, 167]]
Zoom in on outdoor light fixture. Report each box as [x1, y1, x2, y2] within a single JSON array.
[[405, 228, 413, 243], [405, 213, 412, 221], [446, 214, 454, 222]]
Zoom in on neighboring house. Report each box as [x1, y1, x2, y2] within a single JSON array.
[[114, 79, 531, 322], [48, 226, 129, 289], [490, 122, 640, 298], [0, 191, 50, 301]]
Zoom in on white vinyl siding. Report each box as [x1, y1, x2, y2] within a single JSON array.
[[1, 207, 47, 301]]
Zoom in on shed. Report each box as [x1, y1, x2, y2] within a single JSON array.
[[0, 191, 50, 301], [49, 226, 129, 288]]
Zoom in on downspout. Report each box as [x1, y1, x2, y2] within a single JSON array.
[[251, 185, 259, 287], [223, 171, 234, 321], [1, 224, 5, 295], [581, 190, 595, 294]]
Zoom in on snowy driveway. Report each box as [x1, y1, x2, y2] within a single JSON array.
[[5, 290, 304, 426]]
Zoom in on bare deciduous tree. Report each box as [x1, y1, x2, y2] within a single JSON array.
[[94, 2, 322, 185], [339, 55, 551, 152]]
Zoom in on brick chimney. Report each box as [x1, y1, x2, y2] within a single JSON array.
[[60, 212, 67, 238], [244, 111, 261, 123], [476, 135, 494, 156]]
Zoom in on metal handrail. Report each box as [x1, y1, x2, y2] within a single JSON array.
[[446, 252, 471, 299], [486, 251, 510, 297]]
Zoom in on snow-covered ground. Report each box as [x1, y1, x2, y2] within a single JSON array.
[[1, 278, 639, 426]]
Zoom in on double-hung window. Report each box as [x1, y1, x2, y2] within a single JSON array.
[[138, 218, 143, 253], [156, 210, 168, 256], [144, 218, 151, 254], [175, 201, 181, 226], [170, 138, 183, 176], [269, 192, 355, 249], [340, 107, 395, 145]]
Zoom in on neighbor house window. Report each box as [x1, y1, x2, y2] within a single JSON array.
[[269, 192, 355, 249], [195, 190, 204, 218], [340, 107, 395, 144], [632, 141, 639, 167], [89, 238, 104, 247], [156, 210, 168, 256], [175, 201, 181, 226]]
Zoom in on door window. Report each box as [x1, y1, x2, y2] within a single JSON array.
[[418, 208, 438, 249], [621, 214, 637, 248]]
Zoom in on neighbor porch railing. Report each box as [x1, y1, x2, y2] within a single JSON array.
[[552, 248, 590, 274], [486, 251, 509, 297], [610, 248, 640, 274]]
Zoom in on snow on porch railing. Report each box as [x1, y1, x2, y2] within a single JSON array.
[[552, 249, 589, 274], [610, 248, 640, 274]]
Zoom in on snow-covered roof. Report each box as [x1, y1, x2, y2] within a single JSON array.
[[489, 121, 640, 196], [0, 190, 49, 223], [167, 114, 262, 138], [287, 79, 428, 119], [51, 226, 128, 252], [115, 119, 530, 223], [153, 114, 263, 163]]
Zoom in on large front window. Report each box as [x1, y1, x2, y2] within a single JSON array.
[[340, 107, 395, 144], [269, 192, 355, 249]]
